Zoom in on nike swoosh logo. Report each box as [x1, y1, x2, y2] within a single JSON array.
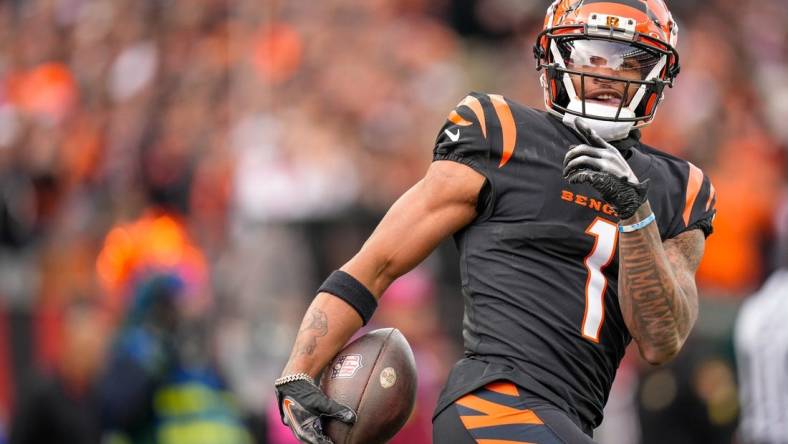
[[283, 398, 300, 431], [444, 128, 460, 142]]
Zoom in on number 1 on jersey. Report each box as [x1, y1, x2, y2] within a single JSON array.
[[581, 218, 618, 343]]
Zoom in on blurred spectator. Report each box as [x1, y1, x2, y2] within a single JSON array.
[[95, 209, 211, 320], [9, 299, 108, 444], [636, 336, 738, 444], [99, 273, 252, 444], [735, 192, 788, 443]]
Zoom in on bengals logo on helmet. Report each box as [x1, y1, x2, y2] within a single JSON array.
[[548, 0, 676, 45]]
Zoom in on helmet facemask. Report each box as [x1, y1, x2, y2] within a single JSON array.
[[534, 7, 680, 141], [549, 38, 668, 140]]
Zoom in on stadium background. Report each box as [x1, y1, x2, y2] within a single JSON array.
[[0, 0, 785, 442]]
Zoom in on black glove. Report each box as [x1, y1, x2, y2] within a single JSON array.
[[276, 377, 357, 444], [563, 120, 649, 219]]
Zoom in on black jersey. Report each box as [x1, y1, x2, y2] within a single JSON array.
[[432, 92, 716, 431]]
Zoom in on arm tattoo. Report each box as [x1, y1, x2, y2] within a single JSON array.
[[296, 307, 328, 356], [618, 215, 704, 358], [665, 230, 705, 271]]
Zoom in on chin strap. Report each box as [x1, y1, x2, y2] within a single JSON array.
[[563, 110, 634, 142]]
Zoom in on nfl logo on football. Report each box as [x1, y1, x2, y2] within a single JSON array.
[[330, 354, 363, 379]]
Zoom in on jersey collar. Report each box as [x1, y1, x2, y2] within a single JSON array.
[[611, 129, 641, 152], [614, 130, 653, 178]]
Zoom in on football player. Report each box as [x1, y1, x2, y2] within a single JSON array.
[[275, 0, 717, 442]]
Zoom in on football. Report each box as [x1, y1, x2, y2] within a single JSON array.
[[319, 328, 417, 444]]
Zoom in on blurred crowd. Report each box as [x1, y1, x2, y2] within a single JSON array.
[[0, 0, 785, 443]]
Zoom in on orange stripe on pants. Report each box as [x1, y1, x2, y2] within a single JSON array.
[[456, 394, 543, 430]]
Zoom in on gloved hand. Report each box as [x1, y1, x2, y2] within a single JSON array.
[[276, 376, 357, 444], [563, 120, 649, 219]]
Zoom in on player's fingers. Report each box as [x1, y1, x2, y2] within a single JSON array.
[[565, 169, 598, 185], [564, 155, 606, 177], [296, 426, 333, 444], [280, 395, 337, 444], [564, 144, 604, 168], [316, 435, 334, 444], [575, 120, 612, 149], [289, 425, 315, 444], [290, 416, 334, 444], [306, 389, 356, 424], [574, 120, 595, 142], [309, 426, 335, 444], [321, 399, 357, 424]]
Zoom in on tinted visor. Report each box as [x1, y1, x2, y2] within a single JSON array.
[[557, 39, 662, 81]]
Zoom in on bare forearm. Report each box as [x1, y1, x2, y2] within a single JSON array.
[[281, 162, 482, 378], [281, 293, 363, 378], [618, 203, 698, 364]]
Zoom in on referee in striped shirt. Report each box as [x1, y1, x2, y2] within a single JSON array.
[[735, 195, 788, 443]]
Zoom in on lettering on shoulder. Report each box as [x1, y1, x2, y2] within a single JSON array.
[[561, 190, 618, 216]]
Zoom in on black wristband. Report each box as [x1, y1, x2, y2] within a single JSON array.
[[318, 270, 377, 325]]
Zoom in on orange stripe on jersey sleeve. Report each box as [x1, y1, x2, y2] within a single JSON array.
[[458, 95, 487, 138], [683, 162, 704, 226], [706, 181, 716, 211], [484, 381, 520, 397], [488, 94, 516, 168]]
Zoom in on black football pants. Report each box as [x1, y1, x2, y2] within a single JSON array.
[[432, 381, 596, 443]]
